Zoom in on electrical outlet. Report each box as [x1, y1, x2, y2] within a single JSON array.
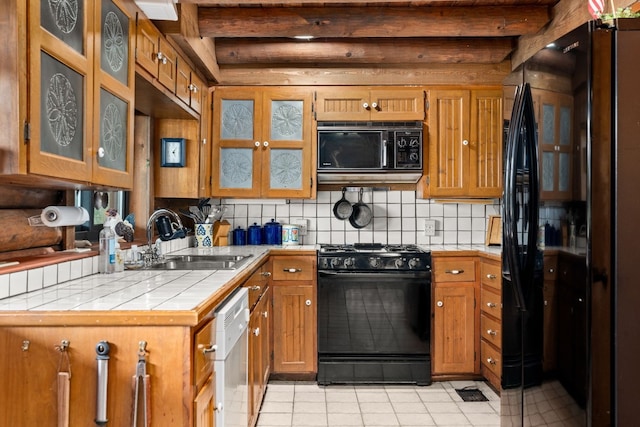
[[293, 218, 309, 236], [424, 219, 436, 236]]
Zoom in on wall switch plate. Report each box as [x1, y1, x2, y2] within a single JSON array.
[[293, 218, 309, 236], [424, 219, 436, 236]]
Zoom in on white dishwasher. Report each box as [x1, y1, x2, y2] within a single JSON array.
[[214, 287, 249, 427]]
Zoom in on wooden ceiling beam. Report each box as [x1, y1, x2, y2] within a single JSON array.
[[198, 6, 551, 38], [215, 38, 515, 65]]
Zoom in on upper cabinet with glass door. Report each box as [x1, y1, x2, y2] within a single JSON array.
[[0, 0, 134, 188], [212, 87, 314, 199], [532, 90, 573, 201]]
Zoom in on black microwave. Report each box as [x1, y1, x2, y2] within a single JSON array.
[[317, 122, 423, 173]]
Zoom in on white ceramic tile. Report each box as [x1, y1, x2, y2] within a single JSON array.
[[234, 204, 248, 218], [458, 204, 472, 217], [472, 231, 487, 245], [294, 392, 326, 403], [316, 191, 331, 204], [402, 204, 416, 218], [248, 204, 263, 218], [292, 412, 327, 426], [58, 262, 71, 283], [276, 203, 291, 219], [387, 204, 402, 219], [443, 204, 458, 218], [9, 271, 27, 296], [330, 231, 345, 244], [430, 412, 471, 426], [402, 232, 416, 244], [443, 231, 458, 244], [82, 257, 94, 276], [402, 191, 416, 204], [0, 274, 9, 299], [257, 412, 292, 426], [316, 231, 331, 245], [372, 191, 387, 203], [361, 412, 399, 426], [289, 203, 304, 217], [430, 203, 444, 217], [472, 204, 486, 218], [444, 217, 458, 231], [387, 191, 401, 203], [294, 401, 327, 413], [345, 231, 360, 244], [359, 230, 374, 243], [458, 218, 472, 231], [331, 217, 346, 230], [373, 230, 388, 243], [303, 203, 317, 218], [263, 204, 277, 218], [472, 218, 486, 231], [317, 204, 332, 218], [416, 204, 430, 218], [328, 413, 363, 426], [27, 268, 43, 292], [387, 218, 402, 231], [317, 217, 332, 232], [402, 218, 416, 231]]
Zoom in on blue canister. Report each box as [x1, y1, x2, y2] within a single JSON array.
[[232, 227, 246, 246], [247, 223, 262, 245], [263, 219, 282, 245]]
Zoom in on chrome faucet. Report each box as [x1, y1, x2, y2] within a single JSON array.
[[145, 208, 186, 265]]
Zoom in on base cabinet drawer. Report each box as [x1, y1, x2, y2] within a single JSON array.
[[480, 313, 501, 348], [481, 288, 502, 320], [481, 339, 502, 379]]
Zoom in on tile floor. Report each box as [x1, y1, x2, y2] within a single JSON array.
[[256, 380, 500, 427]]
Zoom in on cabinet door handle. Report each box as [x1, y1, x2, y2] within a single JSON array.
[[156, 51, 168, 64], [215, 402, 223, 412], [284, 268, 302, 273], [97, 147, 106, 158], [363, 102, 370, 109], [188, 83, 198, 93], [305, 299, 312, 306], [263, 141, 269, 147], [486, 302, 497, 308], [371, 102, 378, 110], [486, 274, 496, 279], [251, 285, 261, 291], [436, 301, 443, 307], [254, 141, 261, 147], [445, 269, 464, 275], [261, 271, 272, 277], [253, 327, 260, 336], [487, 357, 497, 365], [462, 140, 469, 146], [198, 343, 217, 355], [548, 268, 555, 273], [263, 311, 268, 318], [487, 329, 497, 336]]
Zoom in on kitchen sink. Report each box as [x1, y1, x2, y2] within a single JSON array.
[[145, 254, 253, 270]]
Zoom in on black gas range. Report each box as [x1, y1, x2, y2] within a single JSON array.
[[317, 243, 432, 385], [318, 243, 431, 272]]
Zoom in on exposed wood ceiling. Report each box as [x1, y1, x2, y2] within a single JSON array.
[[167, 0, 569, 85]]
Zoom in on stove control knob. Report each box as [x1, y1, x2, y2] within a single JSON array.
[[369, 257, 382, 268], [344, 257, 355, 268], [330, 257, 341, 268], [408, 258, 420, 268], [394, 258, 405, 268], [319, 258, 328, 269]]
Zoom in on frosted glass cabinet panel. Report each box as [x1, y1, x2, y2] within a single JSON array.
[[212, 87, 314, 199], [533, 89, 574, 201]]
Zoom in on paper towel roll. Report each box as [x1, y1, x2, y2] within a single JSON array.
[[41, 206, 90, 227]]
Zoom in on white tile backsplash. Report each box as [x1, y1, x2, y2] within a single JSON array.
[[223, 190, 501, 246]]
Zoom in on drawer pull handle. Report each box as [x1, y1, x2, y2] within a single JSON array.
[[253, 327, 260, 337], [487, 329, 497, 336], [445, 269, 464, 275], [436, 301, 443, 307], [487, 357, 497, 365], [548, 268, 555, 273], [263, 311, 268, 318], [284, 268, 302, 273], [486, 302, 497, 308], [199, 343, 217, 355], [251, 285, 261, 291], [486, 274, 496, 279], [261, 271, 272, 277]]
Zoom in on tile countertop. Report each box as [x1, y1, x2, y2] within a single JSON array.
[[0, 244, 499, 327]]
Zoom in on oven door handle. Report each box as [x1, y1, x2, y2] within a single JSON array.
[[318, 270, 430, 279]]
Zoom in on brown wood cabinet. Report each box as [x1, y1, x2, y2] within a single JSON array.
[[423, 88, 503, 198], [532, 89, 574, 201], [194, 374, 216, 427], [432, 256, 479, 375], [479, 256, 502, 390], [271, 255, 317, 375], [1, 0, 135, 188], [212, 87, 315, 199], [315, 87, 426, 121], [0, 324, 197, 425], [246, 261, 272, 427]]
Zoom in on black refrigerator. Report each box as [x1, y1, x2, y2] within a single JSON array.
[[501, 19, 640, 427]]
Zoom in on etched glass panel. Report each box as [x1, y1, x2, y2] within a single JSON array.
[[542, 103, 555, 145], [271, 100, 303, 141], [221, 100, 254, 140], [270, 149, 302, 190], [558, 152, 570, 192], [220, 148, 254, 189], [559, 106, 571, 146], [40, 51, 84, 160], [542, 152, 555, 192], [101, 0, 129, 85], [41, 0, 84, 54], [99, 89, 128, 171]]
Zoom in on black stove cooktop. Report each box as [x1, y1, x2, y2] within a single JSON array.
[[319, 243, 425, 254], [318, 243, 431, 271]]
